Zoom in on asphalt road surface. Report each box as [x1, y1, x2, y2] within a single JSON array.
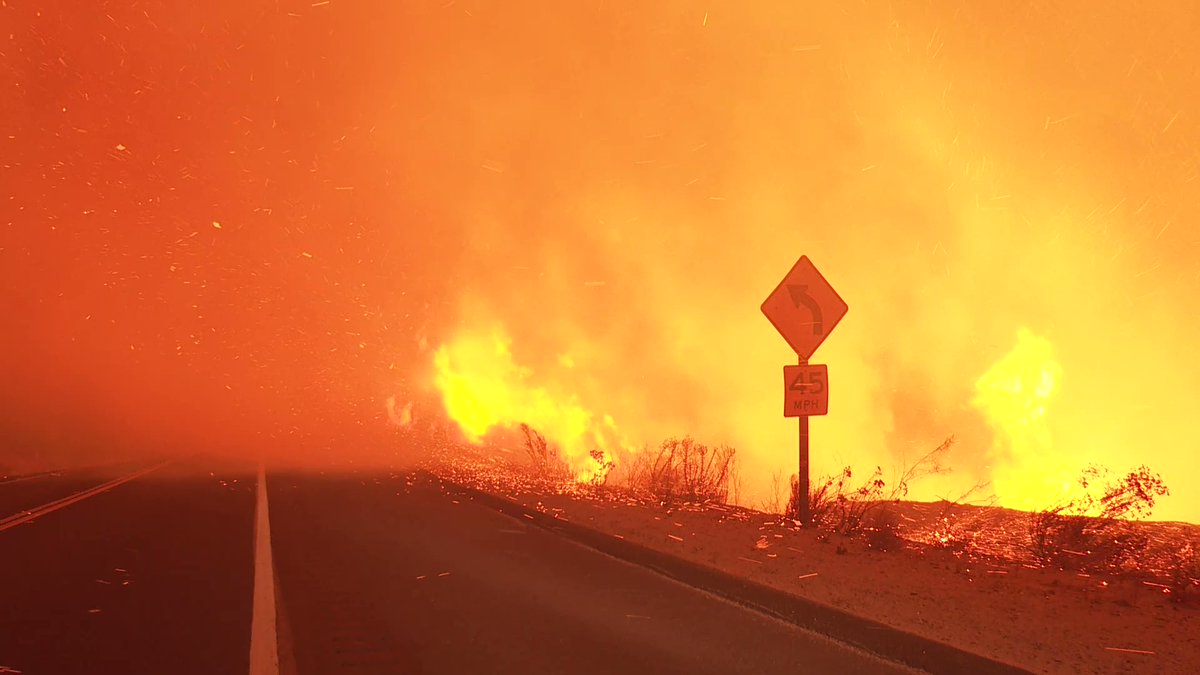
[[0, 459, 917, 675], [0, 462, 147, 518], [0, 460, 256, 675]]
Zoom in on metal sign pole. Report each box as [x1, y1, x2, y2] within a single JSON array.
[[797, 356, 810, 525], [762, 255, 845, 528]]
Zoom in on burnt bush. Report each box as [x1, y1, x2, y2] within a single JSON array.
[[790, 437, 954, 541], [1028, 465, 1169, 571], [622, 436, 736, 506], [519, 424, 572, 481], [795, 466, 886, 533], [587, 447, 615, 487]]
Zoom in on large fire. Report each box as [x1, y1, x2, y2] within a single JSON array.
[[8, 3, 1196, 517], [410, 2, 1200, 523], [972, 329, 1071, 510], [432, 326, 631, 479]]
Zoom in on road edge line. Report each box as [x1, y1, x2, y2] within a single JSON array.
[[434, 474, 1034, 675], [0, 462, 168, 533], [249, 463, 280, 675]]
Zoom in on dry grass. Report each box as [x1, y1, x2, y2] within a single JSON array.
[[586, 447, 615, 487], [617, 436, 736, 506], [761, 469, 788, 515], [503, 428, 1192, 585], [1028, 465, 1169, 572], [925, 481, 998, 554], [519, 424, 572, 481], [793, 437, 955, 541]]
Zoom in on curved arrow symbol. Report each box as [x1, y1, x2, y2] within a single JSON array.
[[786, 284, 823, 334]]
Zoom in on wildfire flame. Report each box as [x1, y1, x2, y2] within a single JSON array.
[[413, 2, 1199, 523], [8, 2, 1197, 520], [432, 326, 631, 479], [972, 329, 1072, 509]]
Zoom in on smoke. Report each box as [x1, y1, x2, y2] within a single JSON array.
[[4, 1, 1198, 521], [425, 1, 1200, 521]]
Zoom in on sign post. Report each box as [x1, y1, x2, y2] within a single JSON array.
[[798, 364, 809, 525], [761, 256, 847, 525]]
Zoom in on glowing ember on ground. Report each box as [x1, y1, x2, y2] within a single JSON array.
[[430, 444, 1200, 581]]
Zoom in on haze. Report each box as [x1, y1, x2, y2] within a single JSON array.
[[4, 1, 1199, 522]]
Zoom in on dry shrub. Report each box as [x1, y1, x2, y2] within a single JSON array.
[[761, 469, 788, 514], [519, 424, 572, 481], [799, 466, 885, 533], [1028, 465, 1169, 571], [727, 457, 743, 506], [622, 436, 736, 506], [587, 447, 615, 487], [792, 437, 954, 540]]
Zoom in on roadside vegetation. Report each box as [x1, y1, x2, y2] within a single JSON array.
[[616, 436, 738, 506], [518, 424, 573, 482], [784, 437, 956, 551], [500, 423, 1196, 600], [1027, 465, 1169, 572], [515, 424, 738, 506]]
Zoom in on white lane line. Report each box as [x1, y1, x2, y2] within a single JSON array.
[[249, 463, 280, 675], [0, 462, 168, 534], [0, 470, 62, 486]]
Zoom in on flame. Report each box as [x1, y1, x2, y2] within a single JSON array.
[[410, 3, 1199, 523], [432, 326, 630, 479], [9, 2, 1196, 508], [972, 329, 1072, 509]]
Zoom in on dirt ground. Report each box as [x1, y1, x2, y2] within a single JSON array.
[[432, 452, 1200, 675]]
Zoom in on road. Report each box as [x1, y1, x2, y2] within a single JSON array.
[[0, 460, 256, 675], [0, 459, 916, 675]]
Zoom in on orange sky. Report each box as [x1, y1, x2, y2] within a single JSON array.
[[4, 2, 1199, 521]]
